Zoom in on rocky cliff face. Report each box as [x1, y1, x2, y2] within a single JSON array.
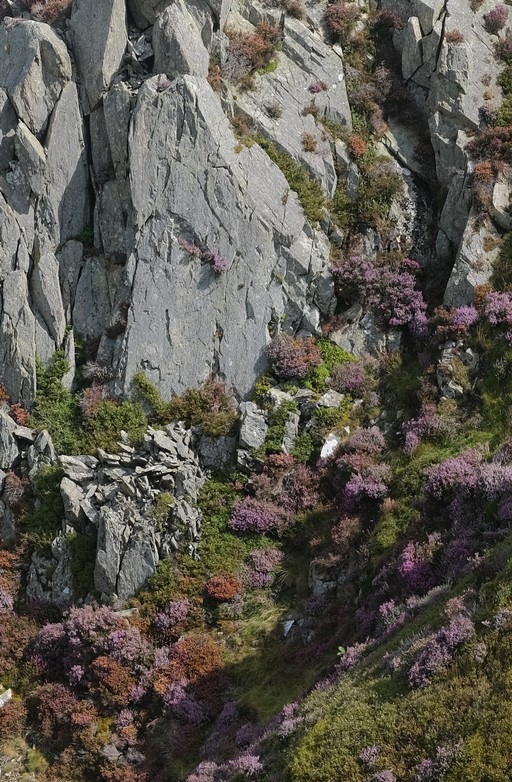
[[0, 0, 506, 597], [0, 0, 501, 404]]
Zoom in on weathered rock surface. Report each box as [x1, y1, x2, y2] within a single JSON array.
[[116, 74, 334, 400], [70, 0, 128, 112], [444, 212, 501, 307], [153, 1, 210, 79]]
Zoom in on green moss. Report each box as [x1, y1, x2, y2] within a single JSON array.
[[81, 399, 147, 452], [258, 58, 278, 74], [317, 339, 354, 372], [313, 400, 351, 434], [304, 363, 331, 394], [491, 231, 512, 290], [255, 136, 325, 223], [134, 371, 170, 422], [257, 400, 298, 457], [30, 351, 82, 454], [498, 65, 512, 96], [292, 432, 315, 463], [22, 465, 65, 545], [166, 384, 239, 437]]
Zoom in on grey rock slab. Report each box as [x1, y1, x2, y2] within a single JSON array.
[[0, 262, 36, 405], [39, 81, 89, 250], [0, 20, 71, 135], [444, 211, 500, 307], [127, 0, 170, 28], [490, 173, 512, 231], [198, 435, 236, 469], [0, 501, 15, 544], [70, 0, 128, 111], [60, 477, 85, 525], [0, 409, 18, 469], [118, 74, 330, 400], [282, 411, 300, 455], [0, 689, 12, 708], [14, 121, 46, 195], [239, 401, 267, 450], [58, 240, 84, 319], [59, 455, 95, 483], [73, 255, 121, 339], [30, 253, 66, 345], [153, 1, 210, 78], [317, 390, 345, 408], [0, 88, 16, 176]]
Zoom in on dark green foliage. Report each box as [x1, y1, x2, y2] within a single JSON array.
[[255, 136, 326, 223], [67, 530, 97, 599], [22, 465, 65, 545], [257, 400, 298, 457], [81, 399, 147, 452], [491, 231, 512, 290], [498, 65, 512, 96], [133, 371, 171, 422], [292, 432, 315, 463], [30, 352, 82, 454], [166, 379, 239, 437]]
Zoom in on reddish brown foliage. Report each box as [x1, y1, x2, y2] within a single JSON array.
[[205, 575, 241, 601], [91, 656, 135, 708], [171, 634, 224, 682], [347, 134, 367, 159], [9, 402, 29, 425], [0, 699, 27, 741]]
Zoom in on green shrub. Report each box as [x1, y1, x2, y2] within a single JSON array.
[[30, 352, 82, 454], [256, 136, 325, 223], [133, 371, 170, 422], [67, 530, 97, 599], [22, 465, 65, 545], [81, 399, 147, 452], [166, 379, 239, 436]]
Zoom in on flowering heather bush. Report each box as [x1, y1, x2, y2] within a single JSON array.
[[452, 305, 480, 328], [483, 3, 508, 34], [402, 402, 448, 455], [399, 538, 440, 594], [226, 753, 263, 777], [225, 22, 281, 81], [206, 575, 241, 600], [309, 80, 328, 93], [336, 642, 367, 673], [202, 250, 230, 274], [324, 1, 360, 44], [359, 744, 380, 766], [80, 384, 108, 416], [415, 744, 461, 782], [466, 126, 512, 163], [163, 680, 207, 725], [9, 402, 29, 425], [408, 612, 475, 688], [229, 497, 282, 533], [484, 290, 512, 326], [425, 449, 483, 497], [266, 334, 322, 379], [246, 548, 283, 588], [347, 134, 367, 159], [332, 254, 427, 333], [346, 426, 386, 456], [153, 599, 190, 636], [3, 471, 25, 506], [372, 772, 396, 782], [331, 355, 377, 397]]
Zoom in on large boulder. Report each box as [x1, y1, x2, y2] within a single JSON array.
[[153, 1, 210, 79], [0, 20, 71, 135], [70, 0, 128, 111]]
